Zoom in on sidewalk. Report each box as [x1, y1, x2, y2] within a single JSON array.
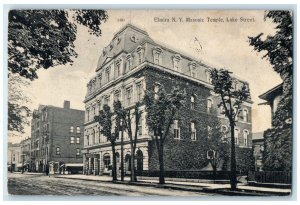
[[54, 174, 292, 196]]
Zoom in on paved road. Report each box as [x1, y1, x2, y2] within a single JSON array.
[[7, 173, 215, 196]]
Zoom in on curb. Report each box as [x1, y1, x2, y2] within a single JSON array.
[[54, 175, 291, 196]]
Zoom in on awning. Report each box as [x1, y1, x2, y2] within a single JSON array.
[[16, 163, 23, 168], [64, 163, 83, 167]]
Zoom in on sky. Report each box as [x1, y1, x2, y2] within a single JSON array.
[[9, 10, 282, 143]]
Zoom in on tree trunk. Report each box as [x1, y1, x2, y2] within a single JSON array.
[[230, 123, 237, 190], [120, 129, 124, 181], [111, 142, 117, 181], [130, 145, 137, 182], [212, 162, 217, 180], [158, 141, 165, 184]]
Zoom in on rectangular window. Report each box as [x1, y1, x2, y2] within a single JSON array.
[[207, 126, 212, 139], [207, 99, 213, 113], [243, 130, 249, 147], [87, 109, 90, 121], [154, 53, 160, 64], [173, 120, 180, 139], [125, 57, 131, 72], [114, 91, 120, 102], [136, 83, 143, 102], [234, 129, 239, 145], [191, 96, 195, 110], [76, 148, 80, 156], [154, 85, 159, 100], [191, 71, 196, 78], [138, 116, 143, 136], [126, 87, 132, 106], [98, 75, 102, 87], [191, 122, 197, 141], [243, 109, 249, 122], [138, 52, 143, 64], [76, 137, 80, 144], [70, 126, 74, 133], [104, 95, 110, 105], [70, 136, 75, 144], [115, 64, 120, 78], [106, 67, 110, 82], [174, 60, 179, 70], [76, 126, 80, 134], [56, 147, 60, 155]]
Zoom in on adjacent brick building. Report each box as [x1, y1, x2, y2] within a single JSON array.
[[82, 24, 253, 176], [30, 101, 85, 174]]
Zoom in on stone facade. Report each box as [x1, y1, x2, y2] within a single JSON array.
[[20, 137, 32, 171], [7, 142, 22, 172], [82, 24, 253, 176], [30, 101, 84, 174]]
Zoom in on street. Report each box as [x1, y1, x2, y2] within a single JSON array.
[[7, 173, 215, 196]]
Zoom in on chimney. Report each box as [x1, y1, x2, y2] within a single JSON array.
[[63, 100, 70, 109]]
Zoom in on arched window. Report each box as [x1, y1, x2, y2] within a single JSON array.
[[172, 54, 181, 71], [243, 109, 249, 122], [221, 125, 228, 140], [103, 153, 111, 170], [153, 47, 163, 65], [234, 128, 240, 145], [70, 126, 74, 133], [136, 150, 143, 175], [191, 95, 195, 109], [136, 46, 144, 64], [206, 69, 212, 84], [243, 130, 249, 147], [125, 54, 132, 73], [189, 62, 197, 78], [76, 126, 80, 134], [125, 153, 131, 172], [207, 99, 213, 113], [191, 122, 197, 141]]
